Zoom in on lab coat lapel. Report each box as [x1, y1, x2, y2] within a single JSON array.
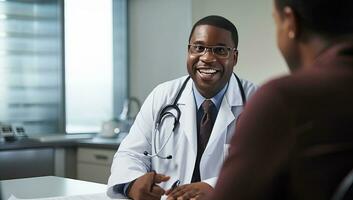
[[205, 75, 243, 154], [177, 80, 197, 156]]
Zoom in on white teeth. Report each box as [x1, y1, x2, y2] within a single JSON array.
[[198, 69, 217, 74]]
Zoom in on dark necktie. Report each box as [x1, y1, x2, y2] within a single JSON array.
[[191, 99, 215, 182], [199, 100, 215, 151]]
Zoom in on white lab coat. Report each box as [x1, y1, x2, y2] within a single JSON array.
[[107, 75, 257, 198]]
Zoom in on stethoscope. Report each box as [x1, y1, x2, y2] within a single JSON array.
[[143, 73, 246, 160]]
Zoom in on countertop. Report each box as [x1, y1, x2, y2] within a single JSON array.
[[0, 176, 108, 200], [0, 133, 128, 151]]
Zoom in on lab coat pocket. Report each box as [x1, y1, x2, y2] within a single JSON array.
[[223, 144, 231, 160]]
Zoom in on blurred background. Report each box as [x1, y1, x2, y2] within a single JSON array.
[[0, 0, 288, 184]]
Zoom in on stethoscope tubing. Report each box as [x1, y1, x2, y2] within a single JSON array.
[[145, 73, 245, 160]]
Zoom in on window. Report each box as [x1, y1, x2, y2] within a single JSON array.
[[65, 0, 127, 133], [0, 0, 64, 135], [0, 0, 127, 135]]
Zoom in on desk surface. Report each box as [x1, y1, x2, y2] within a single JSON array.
[[0, 176, 107, 200]]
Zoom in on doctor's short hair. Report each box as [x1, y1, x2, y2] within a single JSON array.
[[275, 0, 353, 36], [188, 15, 239, 48]]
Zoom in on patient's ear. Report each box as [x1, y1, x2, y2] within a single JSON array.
[[283, 6, 299, 40]]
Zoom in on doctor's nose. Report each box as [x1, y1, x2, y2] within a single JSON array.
[[200, 49, 217, 63]]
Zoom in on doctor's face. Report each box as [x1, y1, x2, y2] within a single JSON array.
[[187, 25, 238, 98]]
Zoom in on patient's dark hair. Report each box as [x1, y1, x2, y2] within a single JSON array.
[[188, 15, 238, 48], [275, 0, 353, 36]]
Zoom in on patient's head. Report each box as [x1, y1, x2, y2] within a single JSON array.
[[273, 0, 353, 70], [274, 0, 353, 36]]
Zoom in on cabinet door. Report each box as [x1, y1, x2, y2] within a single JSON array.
[[76, 148, 115, 184], [0, 148, 54, 180], [77, 163, 112, 184]]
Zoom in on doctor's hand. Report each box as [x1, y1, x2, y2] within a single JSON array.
[[165, 182, 213, 200], [128, 172, 170, 200]]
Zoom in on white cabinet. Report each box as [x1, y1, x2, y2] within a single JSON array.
[[77, 147, 116, 184]]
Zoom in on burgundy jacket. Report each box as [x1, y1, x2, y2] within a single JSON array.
[[210, 41, 353, 200]]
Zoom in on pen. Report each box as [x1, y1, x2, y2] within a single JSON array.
[[170, 180, 180, 192]]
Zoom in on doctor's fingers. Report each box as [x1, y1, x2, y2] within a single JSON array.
[[128, 185, 162, 200], [190, 193, 206, 200], [167, 184, 187, 196], [140, 187, 165, 200], [136, 184, 164, 200], [140, 172, 157, 190], [151, 184, 166, 196], [130, 172, 156, 194], [189, 191, 209, 200], [153, 173, 170, 183], [177, 189, 199, 200], [167, 186, 198, 199], [167, 189, 198, 200]]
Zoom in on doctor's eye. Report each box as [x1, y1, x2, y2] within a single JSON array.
[[213, 46, 228, 56], [189, 44, 206, 54]]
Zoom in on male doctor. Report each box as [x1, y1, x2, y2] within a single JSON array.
[[107, 15, 257, 200]]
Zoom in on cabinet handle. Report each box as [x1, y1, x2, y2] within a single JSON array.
[[94, 154, 108, 160]]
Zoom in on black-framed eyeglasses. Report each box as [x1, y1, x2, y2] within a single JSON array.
[[188, 44, 237, 59]]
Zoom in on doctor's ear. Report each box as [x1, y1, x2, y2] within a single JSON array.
[[232, 50, 238, 65]]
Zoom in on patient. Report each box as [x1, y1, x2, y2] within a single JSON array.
[[206, 0, 353, 200]]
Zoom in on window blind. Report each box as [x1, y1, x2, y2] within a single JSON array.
[[0, 0, 63, 135]]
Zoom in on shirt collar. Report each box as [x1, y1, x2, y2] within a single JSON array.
[[192, 82, 228, 111]]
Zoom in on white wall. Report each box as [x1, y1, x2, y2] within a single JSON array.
[[128, 0, 192, 101], [129, 0, 288, 103]]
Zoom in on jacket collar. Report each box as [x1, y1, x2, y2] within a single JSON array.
[[177, 74, 242, 156], [177, 74, 244, 106]]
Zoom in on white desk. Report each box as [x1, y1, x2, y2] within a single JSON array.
[[0, 176, 107, 200]]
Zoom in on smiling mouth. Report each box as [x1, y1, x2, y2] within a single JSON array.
[[196, 68, 220, 80], [198, 68, 218, 74]]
